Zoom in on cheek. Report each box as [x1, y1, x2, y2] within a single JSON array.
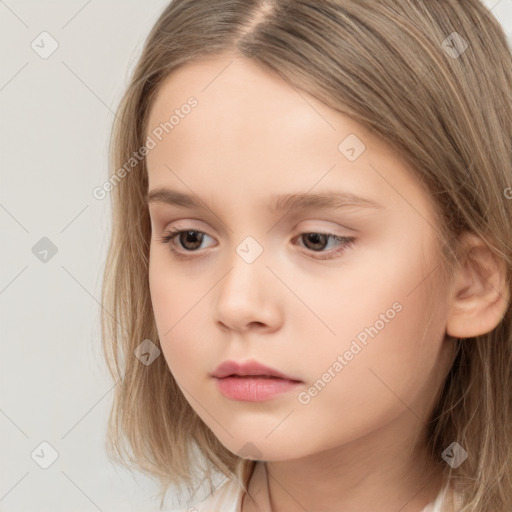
[[316, 263, 442, 404], [149, 253, 225, 400], [259, 291, 444, 457], [297, 235, 444, 402], [148, 253, 212, 385]]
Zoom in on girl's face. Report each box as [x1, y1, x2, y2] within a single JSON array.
[[146, 55, 457, 461]]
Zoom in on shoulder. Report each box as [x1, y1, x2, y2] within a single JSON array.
[[168, 476, 244, 512], [421, 482, 465, 512]]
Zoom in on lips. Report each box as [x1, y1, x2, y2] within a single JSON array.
[[211, 359, 302, 382], [211, 359, 303, 401]]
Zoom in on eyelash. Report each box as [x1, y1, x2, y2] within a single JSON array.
[[157, 227, 355, 261]]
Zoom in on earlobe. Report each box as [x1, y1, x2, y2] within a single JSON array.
[[446, 232, 510, 339]]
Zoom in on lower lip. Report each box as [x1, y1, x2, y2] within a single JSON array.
[[214, 376, 302, 401]]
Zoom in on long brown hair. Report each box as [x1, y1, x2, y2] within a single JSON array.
[[100, 1, 512, 509]]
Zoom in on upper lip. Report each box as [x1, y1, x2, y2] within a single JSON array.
[[211, 359, 302, 381]]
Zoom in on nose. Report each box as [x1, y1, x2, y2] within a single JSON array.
[[214, 246, 283, 333]]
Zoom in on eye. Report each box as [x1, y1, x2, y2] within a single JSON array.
[[157, 228, 214, 259], [157, 228, 355, 260], [294, 232, 355, 260]]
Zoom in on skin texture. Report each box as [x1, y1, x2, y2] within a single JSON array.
[[145, 55, 509, 512]]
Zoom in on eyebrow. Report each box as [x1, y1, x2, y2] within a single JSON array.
[[146, 187, 384, 213]]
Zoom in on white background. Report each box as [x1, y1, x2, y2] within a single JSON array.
[[0, 1, 511, 511]]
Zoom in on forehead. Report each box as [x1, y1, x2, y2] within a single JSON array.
[[147, 55, 314, 130], [144, 56, 434, 221], [146, 56, 343, 161]]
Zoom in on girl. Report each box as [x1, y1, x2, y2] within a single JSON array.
[[100, 1, 512, 511]]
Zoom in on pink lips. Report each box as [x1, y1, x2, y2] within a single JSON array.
[[210, 359, 303, 402]]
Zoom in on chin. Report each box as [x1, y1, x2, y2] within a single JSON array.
[[216, 433, 312, 462]]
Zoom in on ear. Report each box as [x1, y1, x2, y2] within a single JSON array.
[[446, 231, 510, 338]]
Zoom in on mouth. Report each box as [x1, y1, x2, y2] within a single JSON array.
[[211, 359, 302, 381], [210, 359, 303, 402], [213, 375, 302, 401], [221, 374, 296, 379]]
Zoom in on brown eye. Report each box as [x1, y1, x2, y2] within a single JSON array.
[[175, 230, 204, 251], [295, 232, 356, 260], [300, 233, 330, 251], [158, 228, 214, 257]]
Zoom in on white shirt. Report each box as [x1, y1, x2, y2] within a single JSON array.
[[170, 461, 463, 512]]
